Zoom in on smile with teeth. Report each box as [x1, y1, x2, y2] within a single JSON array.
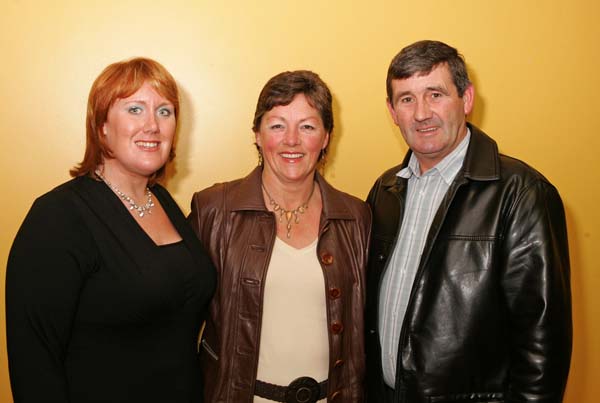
[[136, 141, 159, 149], [280, 152, 304, 159], [417, 127, 438, 133]]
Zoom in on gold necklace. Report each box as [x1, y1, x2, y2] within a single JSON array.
[[262, 181, 316, 238]]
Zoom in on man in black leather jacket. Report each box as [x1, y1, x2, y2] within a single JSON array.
[[365, 40, 572, 403]]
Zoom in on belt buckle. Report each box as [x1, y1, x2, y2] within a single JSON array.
[[285, 376, 320, 403]]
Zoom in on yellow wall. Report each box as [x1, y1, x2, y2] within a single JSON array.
[[1, 1, 597, 401]]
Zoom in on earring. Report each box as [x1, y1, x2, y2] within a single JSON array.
[[257, 147, 264, 166], [319, 149, 327, 163], [317, 149, 327, 175]]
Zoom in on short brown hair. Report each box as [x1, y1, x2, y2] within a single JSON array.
[[252, 70, 333, 160], [386, 40, 471, 100], [70, 57, 179, 183]]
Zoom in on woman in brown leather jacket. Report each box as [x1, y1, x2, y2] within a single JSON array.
[[189, 70, 371, 403]]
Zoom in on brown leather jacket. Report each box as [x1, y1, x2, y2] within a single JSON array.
[[189, 167, 372, 402]]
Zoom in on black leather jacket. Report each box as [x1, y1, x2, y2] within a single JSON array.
[[365, 125, 572, 403]]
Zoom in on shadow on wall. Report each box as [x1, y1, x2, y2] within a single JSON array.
[[321, 92, 342, 179], [163, 84, 194, 193], [563, 202, 585, 403], [468, 68, 485, 129]]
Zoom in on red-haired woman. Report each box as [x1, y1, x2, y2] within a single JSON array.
[[6, 57, 216, 403]]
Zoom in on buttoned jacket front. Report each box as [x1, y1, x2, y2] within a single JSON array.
[[365, 125, 572, 403], [189, 166, 371, 402]]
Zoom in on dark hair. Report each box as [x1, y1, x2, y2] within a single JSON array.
[[70, 57, 179, 184], [252, 70, 333, 160], [386, 40, 471, 100]]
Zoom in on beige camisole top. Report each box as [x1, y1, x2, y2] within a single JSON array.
[[254, 237, 328, 403]]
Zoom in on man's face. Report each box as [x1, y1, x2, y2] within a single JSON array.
[[387, 63, 474, 172]]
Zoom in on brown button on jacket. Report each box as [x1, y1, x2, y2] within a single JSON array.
[[189, 167, 371, 402]]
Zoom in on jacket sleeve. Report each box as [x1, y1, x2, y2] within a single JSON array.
[[189, 183, 230, 283], [501, 179, 572, 402], [188, 187, 223, 264], [6, 193, 95, 403], [363, 177, 388, 403], [188, 191, 208, 244]]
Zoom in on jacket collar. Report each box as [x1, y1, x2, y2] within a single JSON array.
[[229, 166, 356, 221], [461, 123, 501, 181], [381, 123, 500, 189]]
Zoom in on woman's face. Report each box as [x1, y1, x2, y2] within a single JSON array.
[[255, 93, 329, 186], [101, 82, 176, 179]]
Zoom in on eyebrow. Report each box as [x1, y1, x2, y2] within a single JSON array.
[[426, 85, 449, 94], [123, 99, 148, 105], [122, 99, 174, 107], [393, 85, 450, 103], [265, 114, 320, 122], [394, 91, 412, 100]]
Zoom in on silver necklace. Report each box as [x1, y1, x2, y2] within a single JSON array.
[[261, 181, 315, 238], [95, 169, 154, 218]]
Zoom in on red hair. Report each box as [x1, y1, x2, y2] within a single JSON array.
[[70, 57, 179, 183]]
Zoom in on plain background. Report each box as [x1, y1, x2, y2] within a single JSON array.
[[1, 1, 598, 401]]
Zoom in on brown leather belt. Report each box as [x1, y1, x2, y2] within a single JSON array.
[[255, 377, 328, 403]]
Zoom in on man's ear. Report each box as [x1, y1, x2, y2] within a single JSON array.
[[387, 98, 399, 125], [462, 84, 475, 115]]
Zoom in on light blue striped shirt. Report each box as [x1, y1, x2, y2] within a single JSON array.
[[379, 130, 471, 387]]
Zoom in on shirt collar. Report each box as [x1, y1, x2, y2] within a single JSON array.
[[397, 128, 471, 185]]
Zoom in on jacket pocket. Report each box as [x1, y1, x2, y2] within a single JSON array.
[[201, 338, 219, 361]]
